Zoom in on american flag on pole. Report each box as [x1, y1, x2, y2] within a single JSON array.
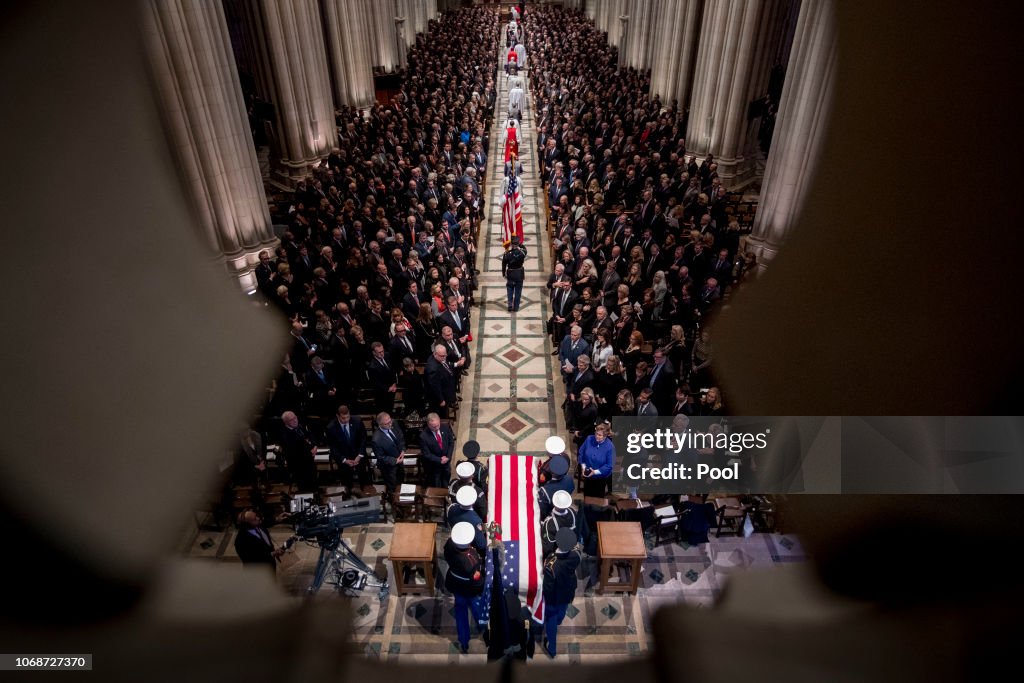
[[479, 454, 544, 623], [501, 172, 524, 248]]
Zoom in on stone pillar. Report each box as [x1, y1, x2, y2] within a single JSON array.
[[606, 0, 626, 47], [367, 0, 401, 72], [650, 0, 702, 109], [233, 0, 336, 184], [398, 0, 417, 47], [321, 0, 376, 109], [746, 0, 836, 269], [622, 0, 658, 70], [685, 0, 793, 187], [405, 0, 427, 37], [143, 0, 276, 290]]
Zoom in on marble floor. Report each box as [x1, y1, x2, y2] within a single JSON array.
[[453, 31, 562, 460], [184, 520, 806, 663]]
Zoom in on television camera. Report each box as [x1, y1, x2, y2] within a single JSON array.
[[285, 496, 388, 599]]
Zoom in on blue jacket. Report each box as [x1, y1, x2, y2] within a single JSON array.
[[578, 435, 615, 479]]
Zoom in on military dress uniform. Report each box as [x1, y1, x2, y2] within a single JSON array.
[[542, 528, 581, 657], [445, 522, 487, 653]]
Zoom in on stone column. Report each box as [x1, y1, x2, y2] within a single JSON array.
[[650, 0, 702, 108], [622, 0, 658, 70], [746, 0, 837, 269], [398, 0, 417, 47], [143, 0, 276, 290], [233, 0, 336, 183], [366, 0, 401, 72], [321, 0, 376, 109], [606, 0, 626, 47], [685, 0, 793, 186]]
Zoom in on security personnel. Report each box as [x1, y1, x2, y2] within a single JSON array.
[[502, 236, 528, 312], [541, 490, 578, 557], [449, 460, 487, 519], [445, 521, 487, 654], [541, 528, 581, 658], [447, 485, 486, 551]]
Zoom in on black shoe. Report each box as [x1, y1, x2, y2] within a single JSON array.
[[457, 642, 468, 654], [543, 638, 556, 658]]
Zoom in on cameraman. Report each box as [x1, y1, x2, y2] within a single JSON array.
[[502, 236, 528, 312], [234, 508, 285, 573]]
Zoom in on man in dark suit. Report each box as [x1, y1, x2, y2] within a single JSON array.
[[289, 321, 318, 374], [697, 277, 722, 311], [558, 326, 590, 390], [425, 344, 458, 419], [304, 356, 336, 416], [402, 281, 423, 321], [709, 248, 733, 287], [419, 412, 456, 488], [437, 296, 470, 345], [549, 268, 577, 346], [279, 411, 317, 491], [439, 325, 470, 379], [566, 354, 595, 403], [647, 348, 677, 415], [388, 323, 417, 363], [254, 250, 274, 298], [371, 411, 405, 493], [234, 509, 283, 571], [366, 342, 398, 413], [325, 405, 371, 493], [360, 299, 389, 345]]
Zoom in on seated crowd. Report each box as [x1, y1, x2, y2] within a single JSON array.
[[527, 6, 753, 440], [238, 7, 498, 501]]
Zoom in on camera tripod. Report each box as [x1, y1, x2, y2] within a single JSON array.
[[308, 532, 389, 600]]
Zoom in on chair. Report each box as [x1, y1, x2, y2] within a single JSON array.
[[391, 485, 421, 521], [653, 504, 681, 546], [713, 496, 748, 537], [421, 486, 449, 522]]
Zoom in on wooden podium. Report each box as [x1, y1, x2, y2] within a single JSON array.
[[596, 521, 647, 594]]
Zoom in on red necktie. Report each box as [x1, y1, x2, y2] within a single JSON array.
[[435, 431, 443, 449]]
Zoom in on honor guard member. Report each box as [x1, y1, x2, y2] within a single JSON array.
[[541, 527, 581, 658], [502, 236, 528, 312], [538, 452, 573, 519], [445, 521, 487, 654], [541, 490, 578, 557], [538, 435, 571, 486], [447, 485, 487, 551], [462, 439, 488, 489], [450, 460, 487, 518]]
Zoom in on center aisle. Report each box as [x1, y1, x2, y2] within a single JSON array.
[[455, 35, 565, 457]]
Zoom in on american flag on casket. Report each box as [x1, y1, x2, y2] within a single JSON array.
[[472, 454, 544, 623]]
